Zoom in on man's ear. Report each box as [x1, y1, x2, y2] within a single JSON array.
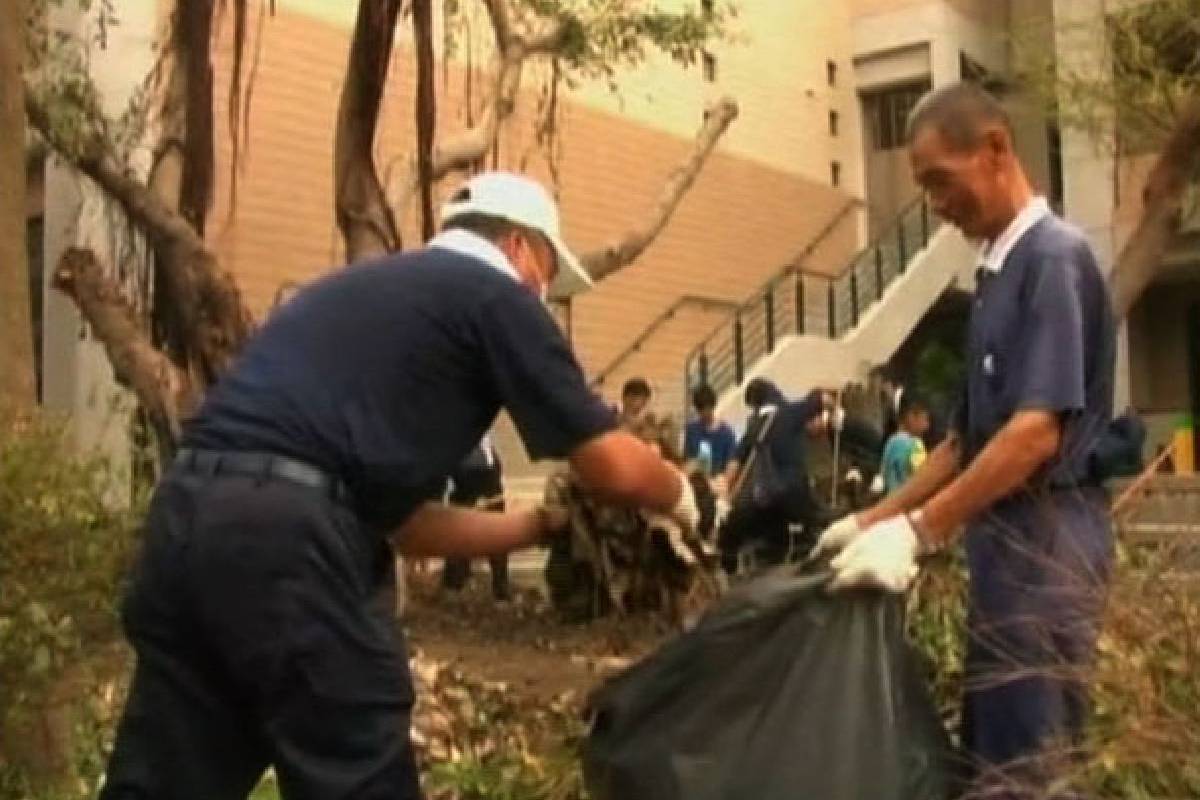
[[982, 127, 1011, 167]]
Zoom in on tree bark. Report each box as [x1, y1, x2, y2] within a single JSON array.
[[1109, 93, 1200, 320], [52, 247, 195, 447], [581, 97, 739, 282], [335, 0, 403, 263], [25, 92, 252, 382], [412, 0, 437, 243], [0, 0, 35, 409]]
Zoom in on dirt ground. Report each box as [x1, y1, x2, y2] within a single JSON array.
[[402, 572, 671, 705]]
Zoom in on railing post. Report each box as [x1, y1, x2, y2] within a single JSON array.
[[920, 197, 929, 245], [733, 313, 745, 385], [874, 246, 883, 301], [898, 220, 908, 274], [698, 350, 710, 388], [850, 268, 859, 327], [827, 282, 836, 338], [765, 289, 775, 353], [795, 274, 805, 336]]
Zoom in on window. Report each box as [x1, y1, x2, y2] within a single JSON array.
[[826, 59, 838, 87], [862, 80, 930, 151], [702, 52, 717, 83], [831, 161, 842, 188], [829, 110, 840, 137]]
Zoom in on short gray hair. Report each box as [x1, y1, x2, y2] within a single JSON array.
[[905, 82, 1013, 150]]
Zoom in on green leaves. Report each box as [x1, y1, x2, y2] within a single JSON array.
[[0, 410, 141, 796]]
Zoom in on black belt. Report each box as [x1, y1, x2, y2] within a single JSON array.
[[174, 448, 350, 504]]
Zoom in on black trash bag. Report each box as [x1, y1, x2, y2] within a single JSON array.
[[583, 568, 958, 800]]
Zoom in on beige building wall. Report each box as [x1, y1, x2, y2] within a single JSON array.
[[852, 0, 1007, 26], [571, 1, 866, 201], [207, 2, 860, 391]]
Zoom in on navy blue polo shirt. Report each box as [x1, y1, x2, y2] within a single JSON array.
[[955, 214, 1115, 491], [733, 388, 824, 496], [183, 247, 615, 529]]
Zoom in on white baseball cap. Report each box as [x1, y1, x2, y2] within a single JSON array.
[[439, 172, 593, 299]]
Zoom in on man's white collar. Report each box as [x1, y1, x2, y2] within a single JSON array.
[[978, 197, 1050, 274], [429, 228, 521, 284]]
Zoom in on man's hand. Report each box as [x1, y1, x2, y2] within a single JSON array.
[[808, 513, 863, 562], [671, 469, 701, 531], [827, 515, 920, 593], [538, 503, 570, 537]]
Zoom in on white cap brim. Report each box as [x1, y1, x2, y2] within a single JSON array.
[[546, 234, 593, 300]]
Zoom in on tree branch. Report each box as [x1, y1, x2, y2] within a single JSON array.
[[26, 88, 253, 378], [1110, 93, 1200, 319], [392, 2, 569, 218], [335, 0, 403, 262], [51, 248, 196, 445], [581, 97, 739, 281]]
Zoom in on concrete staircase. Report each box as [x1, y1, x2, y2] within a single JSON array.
[[684, 195, 975, 428]]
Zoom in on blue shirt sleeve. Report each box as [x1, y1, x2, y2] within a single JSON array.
[[1016, 253, 1087, 415], [476, 290, 615, 460]]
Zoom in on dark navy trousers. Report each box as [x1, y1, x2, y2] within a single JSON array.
[[961, 488, 1112, 799], [100, 468, 420, 800]]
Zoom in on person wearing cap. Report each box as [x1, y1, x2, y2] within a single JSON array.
[[811, 84, 1115, 798], [99, 171, 699, 799]]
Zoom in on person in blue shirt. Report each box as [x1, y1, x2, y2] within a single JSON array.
[[683, 384, 737, 477], [879, 393, 931, 494], [99, 172, 701, 800], [720, 378, 830, 573], [814, 84, 1115, 799]]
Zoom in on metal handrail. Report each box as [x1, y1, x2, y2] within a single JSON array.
[[684, 193, 937, 403], [590, 294, 738, 389], [687, 198, 863, 363]]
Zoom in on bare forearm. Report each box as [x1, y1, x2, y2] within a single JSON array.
[[569, 430, 682, 512], [861, 436, 961, 526], [921, 412, 1060, 544], [395, 503, 544, 558]]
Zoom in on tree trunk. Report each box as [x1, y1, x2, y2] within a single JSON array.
[[52, 247, 196, 449], [335, 0, 403, 263], [0, 0, 35, 409], [412, 0, 437, 243], [1110, 94, 1200, 320]]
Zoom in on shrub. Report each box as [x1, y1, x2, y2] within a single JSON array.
[[0, 410, 142, 798]]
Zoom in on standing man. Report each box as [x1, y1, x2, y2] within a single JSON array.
[[683, 384, 737, 478], [99, 172, 699, 800], [441, 434, 511, 601], [720, 378, 828, 572], [813, 83, 1115, 798]]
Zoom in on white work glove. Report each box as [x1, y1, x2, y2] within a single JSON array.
[[827, 515, 920, 593], [807, 513, 863, 562], [670, 469, 701, 531]]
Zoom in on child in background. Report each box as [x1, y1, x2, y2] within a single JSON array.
[[880, 393, 931, 494]]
